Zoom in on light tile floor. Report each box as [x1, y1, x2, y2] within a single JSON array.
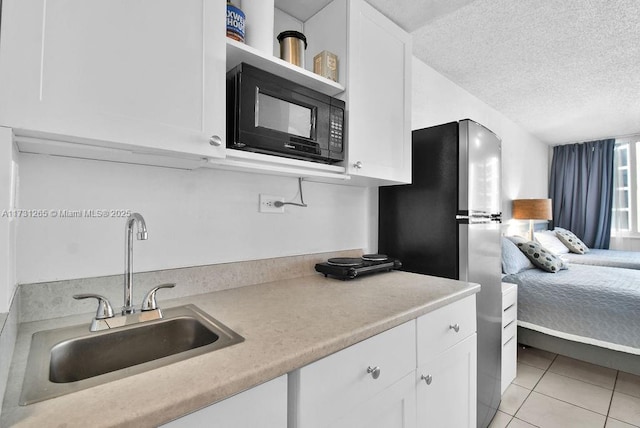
[[489, 346, 640, 428]]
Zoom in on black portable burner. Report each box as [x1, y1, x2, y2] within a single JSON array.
[[314, 254, 402, 280]]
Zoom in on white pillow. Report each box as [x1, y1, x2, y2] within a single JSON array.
[[533, 231, 570, 255]]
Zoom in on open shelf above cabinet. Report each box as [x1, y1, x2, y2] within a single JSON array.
[[226, 39, 345, 97]]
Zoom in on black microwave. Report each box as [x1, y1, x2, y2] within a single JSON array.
[[226, 63, 345, 164]]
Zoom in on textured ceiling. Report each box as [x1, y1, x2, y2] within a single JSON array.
[[367, 0, 640, 145]]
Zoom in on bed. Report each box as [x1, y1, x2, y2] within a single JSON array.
[[502, 236, 640, 373], [534, 228, 640, 269], [560, 249, 640, 270]]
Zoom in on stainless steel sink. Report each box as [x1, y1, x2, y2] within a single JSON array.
[[20, 304, 244, 405]]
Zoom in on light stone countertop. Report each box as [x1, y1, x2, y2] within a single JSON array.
[[1, 270, 479, 427]]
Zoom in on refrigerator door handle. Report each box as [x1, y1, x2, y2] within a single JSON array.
[[456, 214, 470, 224], [469, 211, 494, 218], [456, 215, 497, 225]]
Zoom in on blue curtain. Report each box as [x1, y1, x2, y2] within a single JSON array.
[[549, 139, 615, 248]]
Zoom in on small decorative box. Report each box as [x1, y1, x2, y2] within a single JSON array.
[[313, 50, 338, 82]]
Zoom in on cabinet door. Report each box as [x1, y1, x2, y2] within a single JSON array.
[[332, 372, 417, 428], [0, 0, 225, 159], [290, 321, 416, 428], [346, 0, 412, 183], [416, 333, 477, 428], [161, 375, 287, 428]]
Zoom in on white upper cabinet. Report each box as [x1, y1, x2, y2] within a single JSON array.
[[345, 0, 412, 184], [0, 0, 225, 160], [0, 0, 412, 184], [304, 0, 412, 185]]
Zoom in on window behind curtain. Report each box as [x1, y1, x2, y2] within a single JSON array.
[[612, 138, 640, 235]]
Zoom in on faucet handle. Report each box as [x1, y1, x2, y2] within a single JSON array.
[[73, 294, 115, 320], [141, 283, 175, 311]]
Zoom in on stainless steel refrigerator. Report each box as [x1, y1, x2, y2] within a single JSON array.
[[378, 119, 502, 428]]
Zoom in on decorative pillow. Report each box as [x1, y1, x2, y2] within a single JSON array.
[[534, 231, 570, 255], [555, 228, 589, 254], [501, 237, 535, 274], [513, 240, 565, 273]]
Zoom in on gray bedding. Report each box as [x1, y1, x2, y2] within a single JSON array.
[[561, 249, 640, 269], [503, 264, 640, 353]]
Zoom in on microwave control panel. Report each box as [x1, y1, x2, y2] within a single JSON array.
[[329, 106, 344, 153]]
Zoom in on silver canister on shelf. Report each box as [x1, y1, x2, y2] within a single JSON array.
[[277, 31, 307, 67]]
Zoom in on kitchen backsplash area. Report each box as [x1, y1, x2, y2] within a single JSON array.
[[17, 249, 362, 324], [16, 153, 371, 285]]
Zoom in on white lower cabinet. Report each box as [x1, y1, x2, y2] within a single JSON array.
[[162, 296, 478, 427], [161, 375, 287, 428], [289, 295, 478, 428], [332, 372, 417, 428], [416, 295, 478, 428], [416, 334, 477, 428], [288, 320, 416, 428]]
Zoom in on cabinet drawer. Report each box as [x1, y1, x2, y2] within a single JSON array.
[[162, 375, 287, 427], [417, 295, 476, 365], [502, 319, 517, 345], [502, 288, 517, 311], [503, 304, 517, 327], [290, 320, 416, 428]]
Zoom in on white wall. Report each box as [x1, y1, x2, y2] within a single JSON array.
[[0, 128, 18, 312], [412, 58, 550, 218], [16, 154, 368, 284]]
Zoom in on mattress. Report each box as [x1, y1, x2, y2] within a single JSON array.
[[560, 249, 640, 269], [503, 264, 640, 354]]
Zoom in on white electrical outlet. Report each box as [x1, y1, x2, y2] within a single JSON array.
[[259, 194, 285, 213]]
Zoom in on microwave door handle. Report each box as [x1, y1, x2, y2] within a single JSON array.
[[254, 87, 260, 128], [311, 107, 316, 134]]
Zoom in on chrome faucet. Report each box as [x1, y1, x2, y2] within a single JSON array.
[[72, 213, 176, 331], [123, 213, 147, 315], [73, 283, 175, 331]]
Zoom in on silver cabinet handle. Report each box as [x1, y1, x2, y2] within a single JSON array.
[[367, 366, 381, 379], [449, 323, 460, 333], [354, 161, 363, 169], [421, 374, 432, 385], [209, 135, 222, 146]]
